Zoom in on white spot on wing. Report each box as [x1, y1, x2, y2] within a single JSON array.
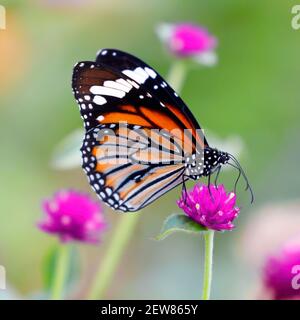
[[106, 188, 112, 196], [144, 67, 157, 79], [116, 78, 132, 88], [135, 67, 149, 80], [122, 67, 148, 84], [127, 79, 140, 89], [103, 80, 132, 92], [90, 86, 126, 98], [93, 96, 107, 105]]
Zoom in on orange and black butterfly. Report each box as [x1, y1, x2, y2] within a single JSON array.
[[72, 49, 253, 212]]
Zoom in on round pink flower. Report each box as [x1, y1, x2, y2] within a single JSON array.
[[38, 190, 106, 244], [157, 22, 218, 65], [263, 242, 300, 300], [177, 184, 239, 231]]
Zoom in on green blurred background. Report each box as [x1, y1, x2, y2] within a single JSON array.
[[0, 0, 300, 299]]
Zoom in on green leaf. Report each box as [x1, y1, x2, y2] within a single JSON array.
[[155, 214, 207, 241], [51, 129, 84, 170], [42, 245, 80, 293]]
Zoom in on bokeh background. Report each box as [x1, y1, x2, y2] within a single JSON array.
[[0, 0, 300, 299]]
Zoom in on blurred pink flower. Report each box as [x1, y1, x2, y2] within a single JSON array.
[[239, 201, 300, 267], [157, 22, 218, 66], [236, 201, 300, 299], [39, 190, 106, 244], [177, 184, 240, 231], [263, 239, 300, 300]]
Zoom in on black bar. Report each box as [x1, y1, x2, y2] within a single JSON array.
[[0, 300, 297, 319]]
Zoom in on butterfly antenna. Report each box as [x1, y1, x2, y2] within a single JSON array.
[[228, 154, 254, 203], [228, 162, 241, 194]]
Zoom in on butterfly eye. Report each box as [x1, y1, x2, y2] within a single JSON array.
[[219, 152, 230, 164]]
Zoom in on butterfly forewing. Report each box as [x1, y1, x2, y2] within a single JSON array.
[[96, 49, 208, 149], [72, 61, 147, 131]]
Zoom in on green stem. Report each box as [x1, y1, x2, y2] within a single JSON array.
[[88, 214, 139, 299], [166, 60, 187, 93], [87, 60, 188, 300], [202, 230, 214, 300], [51, 244, 70, 300]]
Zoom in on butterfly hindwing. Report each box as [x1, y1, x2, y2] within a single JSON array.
[[81, 123, 185, 211]]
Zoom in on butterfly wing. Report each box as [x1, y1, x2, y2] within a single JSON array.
[[72, 52, 204, 212], [96, 48, 209, 148], [72, 60, 197, 152], [82, 123, 185, 211]]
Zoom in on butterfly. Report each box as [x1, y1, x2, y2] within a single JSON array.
[[72, 49, 253, 212]]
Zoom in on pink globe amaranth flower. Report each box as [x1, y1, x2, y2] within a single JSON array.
[[38, 190, 107, 244], [157, 22, 218, 65], [177, 184, 240, 231], [263, 242, 300, 300]]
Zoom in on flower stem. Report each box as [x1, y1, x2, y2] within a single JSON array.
[[51, 244, 69, 300], [87, 60, 188, 300], [87, 214, 139, 299], [202, 230, 214, 300], [166, 60, 187, 93]]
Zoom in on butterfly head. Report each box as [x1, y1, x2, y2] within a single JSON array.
[[219, 150, 230, 164]]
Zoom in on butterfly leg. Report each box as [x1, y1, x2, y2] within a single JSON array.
[[181, 173, 188, 205], [214, 165, 221, 188], [207, 173, 215, 202]]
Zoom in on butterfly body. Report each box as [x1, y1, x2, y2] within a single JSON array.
[[184, 148, 229, 180], [72, 49, 245, 212]]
